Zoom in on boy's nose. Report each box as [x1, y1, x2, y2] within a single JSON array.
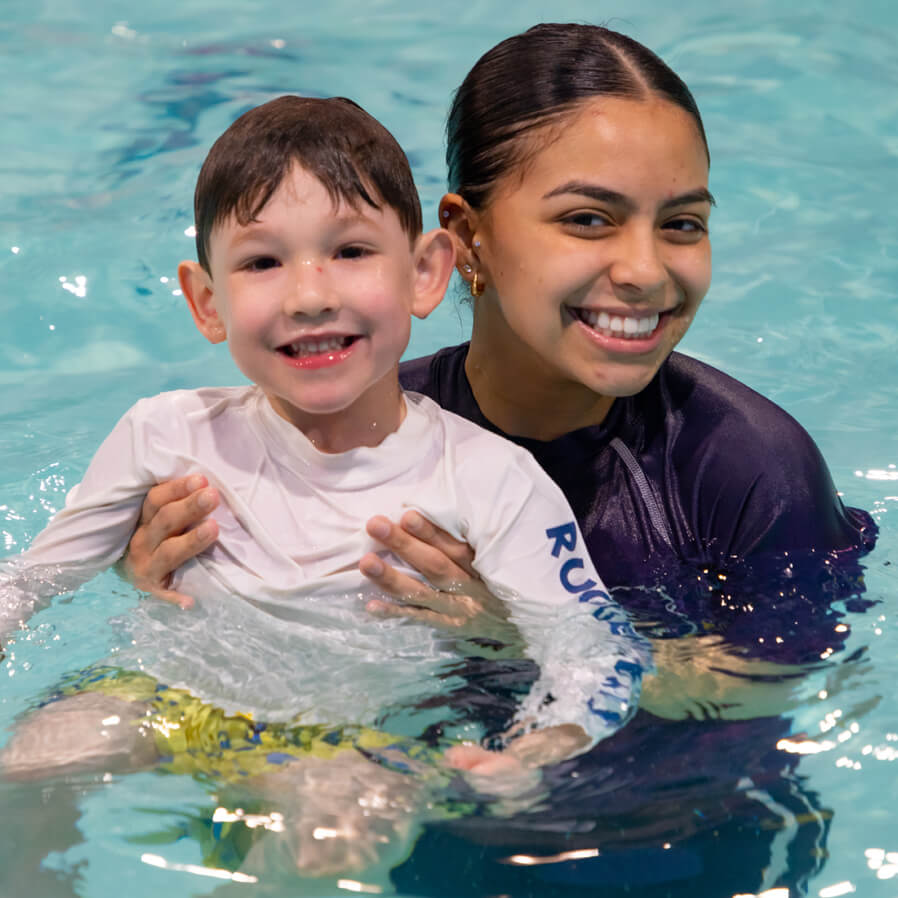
[[283, 260, 338, 317]]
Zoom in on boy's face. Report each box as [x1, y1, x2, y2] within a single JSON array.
[[181, 164, 449, 448]]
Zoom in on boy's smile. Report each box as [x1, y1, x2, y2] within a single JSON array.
[[180, 164, 451, 452], [277, 334, 358, 367]]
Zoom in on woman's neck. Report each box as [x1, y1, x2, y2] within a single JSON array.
[[465, 310, 614, 442]]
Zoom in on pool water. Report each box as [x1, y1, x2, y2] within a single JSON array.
[[1, 1, 896, 896]]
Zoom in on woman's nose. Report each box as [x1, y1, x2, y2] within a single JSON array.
[[607, 227, 667, 296], [283, 260, 338, 317]]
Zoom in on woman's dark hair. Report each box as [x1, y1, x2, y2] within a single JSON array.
[[447, 23, 709, 209]]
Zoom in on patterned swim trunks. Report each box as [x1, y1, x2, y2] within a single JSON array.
[[51, 665, 430, 781]]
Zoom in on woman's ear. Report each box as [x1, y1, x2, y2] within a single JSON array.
[[179, 260, 227, 344], [410, 228, 456, 319], [438, 193, 482, 292]]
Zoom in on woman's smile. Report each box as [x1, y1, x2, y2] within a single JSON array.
[[463, 94, 713, 428]]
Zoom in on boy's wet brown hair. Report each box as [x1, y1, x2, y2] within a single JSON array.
[[193, 95, 423, 273]]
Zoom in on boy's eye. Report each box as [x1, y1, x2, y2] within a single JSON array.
[[336, 245, 369, 260], [244, 256, 280, 272]]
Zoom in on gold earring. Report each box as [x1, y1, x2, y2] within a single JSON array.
[[470, 272, 485, 298]]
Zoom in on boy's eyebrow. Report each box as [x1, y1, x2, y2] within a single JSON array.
[[542, 181, 716, 210], [224, 209, 375, 247]]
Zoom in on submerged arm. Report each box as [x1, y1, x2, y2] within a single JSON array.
[[1, 400, 165, 645]]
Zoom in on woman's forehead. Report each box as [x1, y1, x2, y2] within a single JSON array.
[[490, 96, 709, 203]]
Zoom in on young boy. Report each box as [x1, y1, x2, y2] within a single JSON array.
[[0, 96, 647, 876]]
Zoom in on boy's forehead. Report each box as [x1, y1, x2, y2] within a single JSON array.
[[207, 168, 409, 254]]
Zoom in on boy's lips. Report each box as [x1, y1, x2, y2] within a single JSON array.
[[277, 334, 361, 369], [277, 334, 360, 357]]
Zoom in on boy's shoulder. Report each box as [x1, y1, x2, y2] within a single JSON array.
[[404, 390, 532, 460], [128, 385, 259, 421], [403, 391, 562, 508]]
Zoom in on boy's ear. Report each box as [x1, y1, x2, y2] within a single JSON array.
[[179, 260, 226, 344], [410, 228, 455, 319]]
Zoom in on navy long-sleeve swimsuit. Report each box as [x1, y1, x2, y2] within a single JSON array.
[[401, 343, 875, 660], [395, 343, 877, 898]]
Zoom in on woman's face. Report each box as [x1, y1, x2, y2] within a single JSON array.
[[464, 96, 712, 405]]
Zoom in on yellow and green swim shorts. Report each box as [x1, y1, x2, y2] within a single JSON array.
[[50, 665, 433, 781]]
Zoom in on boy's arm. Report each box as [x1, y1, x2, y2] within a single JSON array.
[[454, 446, 651, 762], [1, 403, 155, 643]]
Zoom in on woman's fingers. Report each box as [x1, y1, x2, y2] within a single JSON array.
[[397, 511, 477, 578], [147, 585, 200, 611], [358, 552, 469, 619], [138, 520, 218, 579], [139, 477, 219, 546], [119, 475, 220, 605], [365, 597, 466, 630], [365, 515, 474, 592], [362, 513, 515, 639], [360, 552, 519, 646], [121, 521, 218, 607]]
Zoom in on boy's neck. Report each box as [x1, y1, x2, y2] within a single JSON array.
[[263, 378, 407, 454]]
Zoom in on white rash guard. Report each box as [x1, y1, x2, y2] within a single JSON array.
[[1, 386, 649, 748]]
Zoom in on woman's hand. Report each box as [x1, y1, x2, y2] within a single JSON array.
[[359, 511, 516, 643], [117, 475, 219, 609]]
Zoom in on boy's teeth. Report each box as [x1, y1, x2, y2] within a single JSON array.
[[285, 336, 350, 357], [578, 309, 660, 338]]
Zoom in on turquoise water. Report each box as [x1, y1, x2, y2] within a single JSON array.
[[1, 1, 897, 896]]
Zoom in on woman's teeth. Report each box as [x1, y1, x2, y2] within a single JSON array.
[[577, 309, 660, 339], [282, 336, 351, 357]]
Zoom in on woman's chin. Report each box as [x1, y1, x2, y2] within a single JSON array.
[[582, 358, 668, 399]]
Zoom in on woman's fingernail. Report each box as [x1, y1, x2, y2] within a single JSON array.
[[197, 489, 215, 511], [368, 519, 390, 540], [405, 512, 423, 533], [362, 556, 385, 577], [187, 475, 205, 491]]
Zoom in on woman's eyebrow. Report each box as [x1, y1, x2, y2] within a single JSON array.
[[661, 188, 716, 209], [543, 181, 716, 209], [542, 182, 630, 207]]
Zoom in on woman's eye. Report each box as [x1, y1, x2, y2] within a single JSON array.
[[562, 211, 613, 230], [663, 217, 707, 236], [244, 256, 280, 272], [336, 245, 369, 260]]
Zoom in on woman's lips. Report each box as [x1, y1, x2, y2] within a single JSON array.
[[568, 306, 672, 353], [571, 308, 661, 339]]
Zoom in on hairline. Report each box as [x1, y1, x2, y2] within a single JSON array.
[[199, 160, 419, 274], [469, 92, 710, 212]]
